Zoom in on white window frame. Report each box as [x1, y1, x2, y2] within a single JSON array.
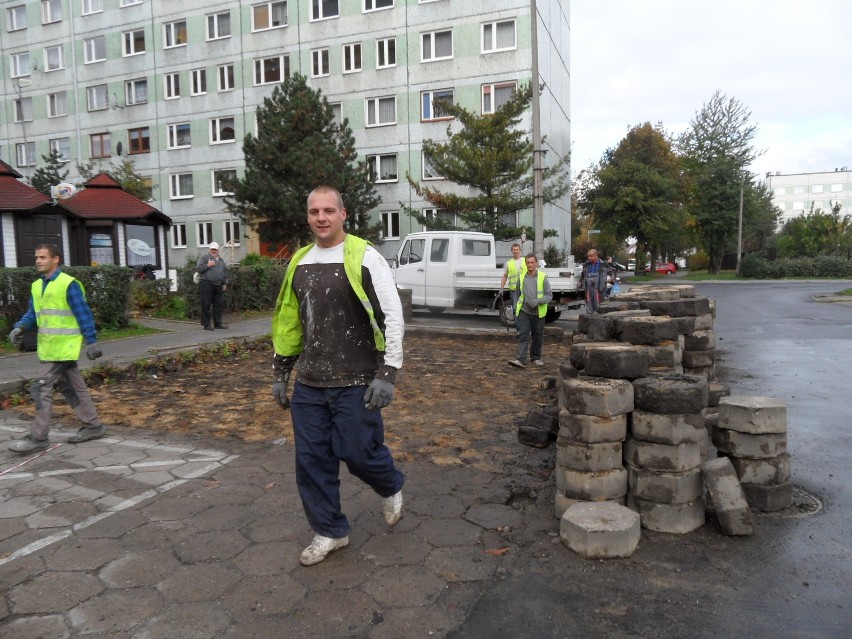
[[120, 0, 142, 6], [481, 19, 516, 53], [224, 220, 241, 246], [16, 142, 36, 167], [213, 169, 237, 196], [367, 153, 398, 183], [47, 91, 67, 117], [376, 37, 396, 69], [422, 88, 454, 121], [365, 96, 396, 127], [811, 184, 824, 194], [163, 19, 187, 49], [421, 29, 453, 62], [164, 72, 180, 99], [830, 184, 843, 193], [364, 0, 393, 11], [218, 64, 235, 92], [190, 68, 207, 96], [41, 0, 61, 24], [167, 122, 191, 149], [343, 43, 362, 74], [252, 1, 287, 31], [171, 223, 188, 248], [49, 137, 71, 162], [82, 0, 103, 16], [44, 44, 64, 71], [254, 55, 288, 85], [197, 221, 213, 246], [210, 117, 236, 144], [86, 84, 109, 111], [311, 48, 330, 78], [10, 52, 30, 78], [170, 173, 194, 199], [311, 0, 338, 21], [84, 36, 106, 63], [125, 78, 148, 105], [7, 5, 27, 31], [422, 153, 443, 180], [122, 28, 146, 56], [207, 10, 231, 40], [481, 81, 517, 114], [421, 207, 452, 231], [381, 211, 400, 239], [14, 97, 33, 122]]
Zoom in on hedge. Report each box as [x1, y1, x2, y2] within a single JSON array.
[[177, 263, 287, 319], [739, 254, 852, 278]]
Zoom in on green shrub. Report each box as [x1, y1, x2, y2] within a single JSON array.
[[740, 254, 852, 278], [129, 278, 173, 311], [542, 245, 569, 267], [687, 252, 710, 271], [177, 263, 287, 319]]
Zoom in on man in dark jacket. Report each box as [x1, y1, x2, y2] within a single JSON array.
[[580, 248, 609, 314], [196, 242, 229, 330]]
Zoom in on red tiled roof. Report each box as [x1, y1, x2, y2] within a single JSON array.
[[55, 172, 171, 224], [0, 159, 51, 210]]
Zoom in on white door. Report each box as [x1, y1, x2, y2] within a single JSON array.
[[423, 236, 454, 307], [395, 237, 427, 304]]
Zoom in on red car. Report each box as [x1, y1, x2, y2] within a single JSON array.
[[644, 262, 677, 275]]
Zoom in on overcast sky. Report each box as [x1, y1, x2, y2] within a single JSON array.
[[570, 0, 852, 179]]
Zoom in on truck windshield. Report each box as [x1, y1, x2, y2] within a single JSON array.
[[399, 238, 425, 265], [462, 240, 490, 256]]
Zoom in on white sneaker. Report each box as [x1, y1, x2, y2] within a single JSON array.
[[508, 359, 527, 369], [532, 359, 544, 366], [384, 490, 404, 526], [299, 534, 349, 566]]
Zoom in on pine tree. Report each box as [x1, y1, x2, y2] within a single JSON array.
[[30, 149, 69, 196], [225, 73, 381, 248], [406, 83, 569, 241]]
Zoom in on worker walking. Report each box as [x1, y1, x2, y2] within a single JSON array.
[[509, 254, 553, 368]]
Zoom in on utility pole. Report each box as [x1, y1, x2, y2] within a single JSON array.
[[530, 0, 544, 259], [736, 178, 744, 273]]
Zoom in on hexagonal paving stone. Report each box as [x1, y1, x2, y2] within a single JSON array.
[[26, 501, 99, 529], [362, 564, 447, 607], [91, 449, 150, 467], [44, 538, 124, 571], [11, 572, 103, 613], [221, 574, 307, 623], [271, 588, 377, 637], [139, 495, 211, 522], [415, 517, 483, 547], [191, 504, 257, 532], [359, 533, 431, 566], [408, 494, 467, 518], [68, 588, 163, 635], [99, 549, 182, 588], [75, 510, 147, 539], [425, 546, 501, 582], [174, 530, 251, 563], [157, 562, 244, 603], [233, 541, 301, 576], [2, 615, 70, 639], [134, 602, 232, 639]]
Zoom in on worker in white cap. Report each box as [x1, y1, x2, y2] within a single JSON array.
[[195, 242, 229, 330]]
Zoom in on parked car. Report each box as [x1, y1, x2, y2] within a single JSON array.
[[627, 259, 636, 272], [644, 262, 678, 275]]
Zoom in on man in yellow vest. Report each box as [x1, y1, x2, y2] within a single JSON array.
[[7, 244, 105, 454], [509, 254, 553, 369], [499, 243, 524, 320], [270, 186, 405, 566]]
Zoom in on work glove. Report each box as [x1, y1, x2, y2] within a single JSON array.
[[272, 354, 298, 410], [364, 365, 398, 411], [8, 327, 24, 347], [86, 344, 103, 360]]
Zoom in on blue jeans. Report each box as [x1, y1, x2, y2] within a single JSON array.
[[516, 311, 545, 363], [290, 382, 404, 538]]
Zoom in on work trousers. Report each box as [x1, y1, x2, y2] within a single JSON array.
[[584, 274, 602, 314], [516, 311, 545, 363], [30, 361, 101, 440], [290, 381, 404, 539], [199, 280, 225, 328]]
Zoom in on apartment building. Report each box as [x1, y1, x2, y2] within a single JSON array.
[[764, 168, 851, 226], [1, 0, 571, 266]]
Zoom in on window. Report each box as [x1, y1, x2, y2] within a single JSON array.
[[207, 11, 231, 39], [218, 64, 235, 91], [792, 201, 804, 210], [774, 188, 785, 197], [793, 186, 805, 194], [481, 19, 516, 52], [125, 225, 158, 267], [254, 55, 289, 85], [164, 20, 187, 48], [311, 48, 329, 77], [41, 0, 61, 24], [49, 137, 71, 162], [10, 52, 30, 78], [831, 184, 843, 192], [213, 169, 237, 196], [376, 38, 396, 68], [422, 29, 452, 62], [14, 97, 33, 122], [364, 0, 393, 10], [164, 72, 180, 99], [422, 88, 454, 120], [210, 117, 235, 144], [366, 154, 398, 183], [197, 222, 213, 245], [422, 209, 454, 230], [399, 237, 425, 264], [224, 220, 240, 246], [422, 153, 442, 180], [128, 127, 150, 154], [330, 102, 342, 125], [90, 132, 111, 158], [47, 91, 67, 117], [125, 78, 148, 105], [123, 29, 145, 56], [171, 223, 187, 248], [84, 36, 105, 63], [44, 45, 64, 71], [343, 43, 362, 73], [462, 239, 491, 256], [167, 122, 191, 149], [87, 84, 108, 111], [120, 0, 142, 6], [190, 69, 207, 95], [82, 0, 103, 15], [811, 184, 824, 193], [381, 211, 400, 239], [16, 142, 36, 167], [482, 81, 516, 113], [7, 5, 27, 31], [170, 173, 194, 199], [311, 0, 338, 21], [252, 1, 287, 30], [366, 96, 396, 127]]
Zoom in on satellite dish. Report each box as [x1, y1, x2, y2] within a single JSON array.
[[115, 141, 123, 156], [52, 183, 77, 199], [127, 238, 152, 257]]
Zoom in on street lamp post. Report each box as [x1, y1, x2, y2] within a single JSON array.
[[14, 78, 32, 180]]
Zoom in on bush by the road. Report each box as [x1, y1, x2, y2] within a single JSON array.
[[740, 254, 852, 278]]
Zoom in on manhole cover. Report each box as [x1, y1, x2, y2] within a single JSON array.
[[759, 485, 823, 519]]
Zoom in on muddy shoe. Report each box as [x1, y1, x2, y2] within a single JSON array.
[[9, 435, 50, 454], [300, 534, 349, 566], [384, 490, 404, 526], [67, 425, 106, 444], [508, 359, 527, 369]]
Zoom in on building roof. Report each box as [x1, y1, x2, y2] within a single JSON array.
[[50, 172, 171, 225], [0, 159, 51, 211]]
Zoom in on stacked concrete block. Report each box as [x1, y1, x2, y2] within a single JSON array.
[[560, 502, 641, 558], [701, 457, 754, 535], [517, 404, 559, 448], [714, 396, 792, 512], [625, 374, 709, 533]]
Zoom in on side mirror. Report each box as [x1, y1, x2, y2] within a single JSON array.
[[388, 256, 399, 268]]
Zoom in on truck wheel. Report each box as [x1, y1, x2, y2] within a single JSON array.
[[498, 298, 516, 328], [545, 308, 562, 323], [427, 306, 445, 315]]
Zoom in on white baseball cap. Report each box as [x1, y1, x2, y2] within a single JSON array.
[[208, 242, 220, 250]]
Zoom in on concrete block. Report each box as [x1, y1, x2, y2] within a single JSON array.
[[557, 467, 628, 501], [526, 405, 559, 434], [572, 343, 650, 379], [729, 453, 792, 485], [712, 428, 787, 459], [577, 315, 617, 342], [701, 457, 754, 536], [709, 298, 716, 317], [619, 287, 681, 301], [703, 408, 719, 432], [683, 364, 715, 381], [641, 297, 712, 318], [682, 349, 715, 368], [617, 316, 680, 345], [626, 494, 705, 534], [544, 325, 564, 344], [707, 382, 730, 407], [672, 316, 697, 335], [597, 302, 643, 314], [554, 491, 625, 519], [694, 314, 714, 330], [741, 482, 793, 512], [560, 377, 634, 417], [633, 373, 709, 414], [558, 361, 580, 380], [517, 424, 550, 448], [556, 441, 624, 472], [684, 331, 716, 351], [631, 410, 707, 444], [670, 285, 697, 298], [718, 396, 787, 434], [558, 410, 627, 444], [624, 438, 702, 472], [644, 341, 683, 368], [628, 466, 703, 504], [560, 502, 641, 559]]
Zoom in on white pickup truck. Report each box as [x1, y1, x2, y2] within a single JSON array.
[[390, 231, 583, 325]]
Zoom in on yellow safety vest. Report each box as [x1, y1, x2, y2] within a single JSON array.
[[31, 272, 84, 361], [506, 258, 522, 290], [272, 234, 386, 356], [516, 270, 548, 318]]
